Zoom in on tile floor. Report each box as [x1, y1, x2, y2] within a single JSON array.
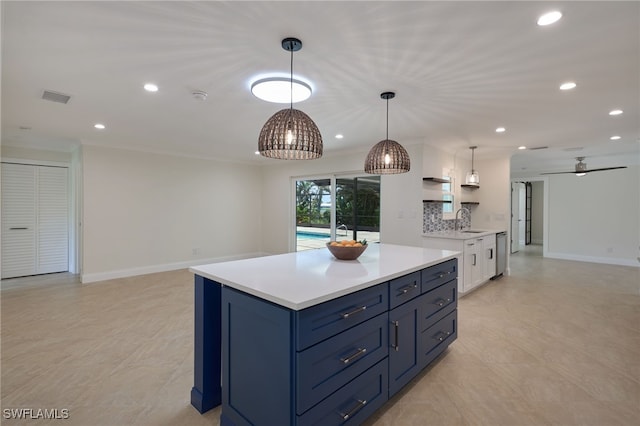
[[1, 245, 639, 425]]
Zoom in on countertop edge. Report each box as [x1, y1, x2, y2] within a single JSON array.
[[422, 229, 506, 240]]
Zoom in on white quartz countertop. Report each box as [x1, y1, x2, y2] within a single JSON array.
[[423, 229, 506, 240], [189, 243, 459, 311]]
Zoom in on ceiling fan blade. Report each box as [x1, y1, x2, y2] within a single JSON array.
[[541, 166, 627, 175]]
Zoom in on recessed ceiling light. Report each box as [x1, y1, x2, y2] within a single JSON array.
[[94, 123, 105, 130], [537, 11, 562, 26], [496, 127, 506, 133], [610, 135, 621, 140], [335, 134, 344, 139], [251, 77, 312, 103], [144, 83, 158, 92], [255, 151, 260, 155], [518, 146, 527, 150], [609, 109, 623, 116], [559, 82, 576, 90]]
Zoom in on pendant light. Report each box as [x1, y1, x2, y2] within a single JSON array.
[[258, 37, 322, 160], [465, 146, 480, 186], [364, 92, 410, 174]]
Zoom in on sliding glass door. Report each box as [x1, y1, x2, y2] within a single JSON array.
[[295, 175, 380, 251]]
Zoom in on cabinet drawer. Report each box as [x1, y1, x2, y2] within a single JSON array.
[[297, 359, 388, 426], [296, 283, 388, 351], [421, 279, 457, 321], [419, 309, 457, 368], [389, 271, 421, 309], [421, 258, 457, 293], [296, 314, 388, 414]]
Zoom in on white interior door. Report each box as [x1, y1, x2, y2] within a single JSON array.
[[1, 163, 69, 278], [511, 182, 525, 253]]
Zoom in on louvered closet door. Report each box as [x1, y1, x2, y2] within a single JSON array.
[[1, 163, 69, 279], [2, 163, 37, 278], [37, 166, 69, 274]]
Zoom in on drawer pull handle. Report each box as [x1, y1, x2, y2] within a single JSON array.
[[435, 299, 446, 307], [437, 331, 452, 341], [391, 320, 399, 351], [437, 271, 451, 279], [340, 347, 367, 364], [9, 227, 28, 230], [398, 283, 418, 294], [340, 399, 367, 421], [342, 305, 367, 319]]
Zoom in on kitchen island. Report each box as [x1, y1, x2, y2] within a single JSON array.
[[190, 243, 459, 425]]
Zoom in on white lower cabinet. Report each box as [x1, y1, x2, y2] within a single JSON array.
[[423, 233, 498, 294]]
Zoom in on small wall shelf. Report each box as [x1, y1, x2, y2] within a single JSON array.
[[461, 184, 480, 189], [423, 199, 452, 204], [423, 177, 450, 184]]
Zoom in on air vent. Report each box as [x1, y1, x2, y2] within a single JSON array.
[[529, 146, 548, 151], [42, 90, 71, 104]]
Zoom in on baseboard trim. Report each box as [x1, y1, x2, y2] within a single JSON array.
[[81, 252, 270, 283], [545, 252, 640, 268]]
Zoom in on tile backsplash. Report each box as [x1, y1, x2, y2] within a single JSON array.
[[423, 202, 470, 233]]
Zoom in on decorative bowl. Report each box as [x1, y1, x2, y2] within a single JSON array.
[[326, 242, 368, 260]]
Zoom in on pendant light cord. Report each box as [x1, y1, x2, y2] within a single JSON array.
[[386, 97, 389, 140], [289, 47, 294, 111]]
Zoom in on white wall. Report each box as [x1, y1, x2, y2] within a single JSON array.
[[547, 165, 639, 266], [470, 156, 511, 232], [81, 145, 263, 282], [260, 144, 424, 254]]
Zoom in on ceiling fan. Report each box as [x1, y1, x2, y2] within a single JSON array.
[[541, 157, 627, 176]]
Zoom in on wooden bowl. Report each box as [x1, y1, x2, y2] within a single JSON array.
[[326, 243, 368, 260]]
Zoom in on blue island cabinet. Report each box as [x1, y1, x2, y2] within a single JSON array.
[[194, 257, 458, 426]]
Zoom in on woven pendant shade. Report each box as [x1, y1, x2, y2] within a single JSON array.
[[257, 37, 323, 160], [258, 108, 323, 160], [364, 139, 411, 174], [364, 91, 410, 174]]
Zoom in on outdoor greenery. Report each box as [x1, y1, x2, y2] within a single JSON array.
[[296, 178, 380, 230]]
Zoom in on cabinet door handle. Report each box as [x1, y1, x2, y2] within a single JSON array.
[[339, 399, 367, 421], [398, 283, 417, 295], [472, 254, 476, 266], [437, 331, 452, 342], [391, 320, 399, 352], [340, 347, 367, 364], [489, 248, 493, 259], [341, 305, 367, 319], [9, 227, 28, 230]]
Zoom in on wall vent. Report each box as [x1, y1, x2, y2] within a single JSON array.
[[42, 90, 71, 104]]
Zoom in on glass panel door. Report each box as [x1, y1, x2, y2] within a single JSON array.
[[335, 176, 380, 245], [295, 178, 332, 251]]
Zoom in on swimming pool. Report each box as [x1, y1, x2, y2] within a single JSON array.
[[296, 231, 330, 240]]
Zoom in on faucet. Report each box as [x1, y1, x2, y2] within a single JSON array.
[[455, 207, 471, 231]]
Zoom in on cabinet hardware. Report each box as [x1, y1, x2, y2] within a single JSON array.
[[339, 399, 367, 420], [437, 331, 452, 341], [340, 347, 367, 364], [472, 254, 476, 266], [9, 227, 28, 230], [341, 305, 367, 319], [398, 283, 417, 294], [489, 248, 493, 259], [391, 320, 399, 351], [435, 299, 446, 307]]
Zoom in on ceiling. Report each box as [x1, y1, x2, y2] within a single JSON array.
[[2, 1, 639, 174]]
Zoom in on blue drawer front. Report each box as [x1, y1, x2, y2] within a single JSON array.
[[419, 309, 457, 369], [421, 258, 457, 293], [296, 313, 388, 414], [296, 283, 388, 351], [297, 359, 388, 426], [389, 271, 421, 309], [421, 279, 457, 321]]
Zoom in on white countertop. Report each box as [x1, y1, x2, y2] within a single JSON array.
[[190, 243, 459, 311], [423, 229, 506, 240]]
